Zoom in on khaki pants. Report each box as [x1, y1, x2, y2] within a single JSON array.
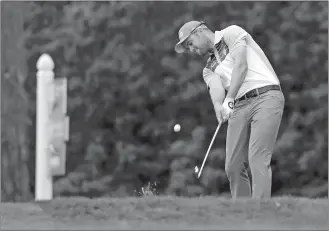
[[226, 89, 285, 199]]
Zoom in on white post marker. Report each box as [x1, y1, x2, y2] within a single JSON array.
[[35, 53, 55, 201]]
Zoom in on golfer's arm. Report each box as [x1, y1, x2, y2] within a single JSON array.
[[208, 76, 225, 121], [226, 42, 248, 99], [209, 77, 225, 107]]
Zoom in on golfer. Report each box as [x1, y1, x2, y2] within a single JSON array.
[[175, 21, 285, 199]]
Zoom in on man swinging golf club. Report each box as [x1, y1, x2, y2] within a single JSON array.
[[175, 21, 285, 199]]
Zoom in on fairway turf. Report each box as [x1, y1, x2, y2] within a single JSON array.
[[1, 196, 327, 230]]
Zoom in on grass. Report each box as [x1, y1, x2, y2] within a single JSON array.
[[0, 196, 328, 230]]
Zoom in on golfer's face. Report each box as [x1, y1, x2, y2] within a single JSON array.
[[185, 33, 208, 56]]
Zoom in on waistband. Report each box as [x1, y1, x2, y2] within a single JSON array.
[[234, 85, 281, 104]]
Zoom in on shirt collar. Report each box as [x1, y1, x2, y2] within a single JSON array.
[[207, 31, 223, 56]]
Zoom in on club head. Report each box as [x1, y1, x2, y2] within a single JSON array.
[[193, 166, 202, 179], [194, 166, 199, 173]]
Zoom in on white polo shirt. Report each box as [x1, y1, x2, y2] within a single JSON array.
[[203, 25, 280, 99]]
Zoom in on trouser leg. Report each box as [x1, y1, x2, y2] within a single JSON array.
[[226, 104, 252, 198], [248, 90, 285, 199]]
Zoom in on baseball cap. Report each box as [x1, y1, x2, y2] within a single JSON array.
[[174, 21, 205, 53]]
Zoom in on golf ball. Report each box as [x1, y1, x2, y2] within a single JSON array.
[[195, 166, 199, 173], [174, 124, 181, 132]]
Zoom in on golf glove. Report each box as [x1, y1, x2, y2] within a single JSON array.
[[222, 97, 234, 122]]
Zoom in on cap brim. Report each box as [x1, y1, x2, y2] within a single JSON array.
[[174, 36, 189, 53]]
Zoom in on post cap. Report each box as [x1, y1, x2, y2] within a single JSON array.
[[36, 53, 54, 71]]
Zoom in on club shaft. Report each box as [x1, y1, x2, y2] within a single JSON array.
[[198, 122, 222, 178]]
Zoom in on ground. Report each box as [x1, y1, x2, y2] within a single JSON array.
[[1, 196, 328, 230]]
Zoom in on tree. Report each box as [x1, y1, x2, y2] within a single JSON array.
[[1, 1, 33, 202], [20, 1, 328, 199]]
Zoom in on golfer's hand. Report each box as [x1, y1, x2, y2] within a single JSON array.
[[222, 98, 234, 122], [214, 105, 226, 124]]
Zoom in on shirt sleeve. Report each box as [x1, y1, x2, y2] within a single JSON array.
[[223, 25, 248, 54], [202, 68, 221, 90]]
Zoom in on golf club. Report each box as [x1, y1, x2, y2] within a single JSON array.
[[195, 121, 222, 178]]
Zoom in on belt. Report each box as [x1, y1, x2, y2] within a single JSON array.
[[234, 85, 281, 104]]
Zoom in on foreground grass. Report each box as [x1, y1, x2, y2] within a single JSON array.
[[1, 196, 328, 230]]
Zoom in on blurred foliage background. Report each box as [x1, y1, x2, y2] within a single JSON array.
[[1, 1, 328, 202]]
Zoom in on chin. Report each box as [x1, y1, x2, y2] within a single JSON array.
[[200, 50, 208, 56]]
